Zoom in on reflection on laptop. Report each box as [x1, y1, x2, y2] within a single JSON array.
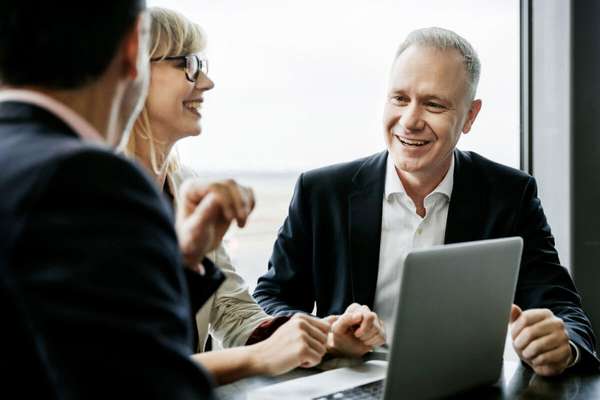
[[248, 237, 523, 400]]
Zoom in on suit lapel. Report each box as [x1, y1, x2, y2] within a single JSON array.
[[445, 150, 487, 244], [348, 151, 387, 308]]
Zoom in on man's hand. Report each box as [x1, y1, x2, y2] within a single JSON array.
[[175, 179, 255, 272], [250, 314, 330, 376], [325, 303, 386, 358], [510, 304, 574, 376]]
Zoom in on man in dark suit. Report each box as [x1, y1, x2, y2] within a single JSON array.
[[0, 2, 254, 398], [254, 27, 599, 376]]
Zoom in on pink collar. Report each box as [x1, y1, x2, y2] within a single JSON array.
[[0, 89, 105, 144]]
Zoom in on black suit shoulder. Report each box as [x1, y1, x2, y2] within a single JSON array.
[[41, 145, 172, 222], [300, 151, 386, 197], [302, 153, 378, 183], [457, 150, 532, 187], [455, 150, 537, 227], [2, 127, 216, 397]]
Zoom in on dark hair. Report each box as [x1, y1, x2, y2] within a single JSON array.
[[0, 1, 146, 89]]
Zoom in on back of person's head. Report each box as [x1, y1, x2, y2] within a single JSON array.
[[395, 27, 481, 101], [0, 0, 146, 89], [123, 7, 206, 176]]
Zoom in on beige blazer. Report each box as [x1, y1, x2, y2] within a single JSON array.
[[168, 167, 271, 352]]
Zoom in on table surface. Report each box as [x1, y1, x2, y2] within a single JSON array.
[[216, 359, 600, 400]]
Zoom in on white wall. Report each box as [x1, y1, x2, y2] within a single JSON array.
[[147, 0, 520, 173]]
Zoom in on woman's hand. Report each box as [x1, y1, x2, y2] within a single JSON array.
[[176, 178, 255, 272]]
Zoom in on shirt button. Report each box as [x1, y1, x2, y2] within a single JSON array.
[[417, 228, 423, 235]]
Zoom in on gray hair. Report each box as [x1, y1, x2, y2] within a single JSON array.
[[395, 27, 481, 100]]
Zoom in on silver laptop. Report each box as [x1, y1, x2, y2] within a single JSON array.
[[248, 237, 523, 400]]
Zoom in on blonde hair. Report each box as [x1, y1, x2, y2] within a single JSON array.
[[123, 7, 206, 177]]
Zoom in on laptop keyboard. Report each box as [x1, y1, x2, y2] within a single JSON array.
[[313, 380, 384, 400]]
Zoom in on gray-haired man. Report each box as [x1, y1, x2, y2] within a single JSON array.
[[254, 27, 599, 376]]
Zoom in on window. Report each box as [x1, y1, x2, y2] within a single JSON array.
[[148, 0, 520, 290]]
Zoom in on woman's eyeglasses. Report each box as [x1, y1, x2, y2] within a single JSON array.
[[150, 54, 208, 83]]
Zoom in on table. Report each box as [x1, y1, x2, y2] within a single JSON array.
[[216, 359, 600, 399]]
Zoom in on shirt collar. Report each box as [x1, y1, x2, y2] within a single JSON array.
[[384, 152, 455, 201], [0, 89, 104, 143]]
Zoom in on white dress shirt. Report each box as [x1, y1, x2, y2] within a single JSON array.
[[374, 154, 454, 343]]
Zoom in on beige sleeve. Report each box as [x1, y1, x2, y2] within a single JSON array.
[[205, 244, 272, 348], [170, 166, 271, 348]]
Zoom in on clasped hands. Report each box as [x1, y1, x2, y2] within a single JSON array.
[[324, 303, 387, 357], [250, 304, 386, 376], [256, 303, 387, 376]]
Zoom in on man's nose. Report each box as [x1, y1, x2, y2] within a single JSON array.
[[399, 103, 425, 131]]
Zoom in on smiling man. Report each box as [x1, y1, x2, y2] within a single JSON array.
[[254, 27, 599, 375]]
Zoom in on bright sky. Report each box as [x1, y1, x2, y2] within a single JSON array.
[[147, 0, 519, 173]]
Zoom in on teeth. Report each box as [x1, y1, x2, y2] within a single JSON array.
[[399, 137, 428, 146], [184, 101, 202, 110]]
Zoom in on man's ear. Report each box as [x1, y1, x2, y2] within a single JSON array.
[[462, 99, 482, 134], [121, 13, 149, 81]]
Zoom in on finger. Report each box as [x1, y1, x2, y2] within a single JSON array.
[[293, 313, 331, 335], [360, 328, 384, 347], [364, 333, 386, 348], [291, 316, 329, 343], [355, 309, 378, 337], [179, 179, 209, 204], [533, 363, 566, 377], [187, 192, 221, 236], [510, 304, 522, 324], [299, 346, 324, 368], [323, 315, 339, 326], [178, 180, 209, 219], [521, 330, 568, 360], [214, 184, 238, 221], [345, 303, 362, 314], [332, 313, 363, 334], [303, 331, 328, 355], [358, 317, 385, 344], [223, 180, 248, 227], [240, 186, 256, 213], [513, 316, 566, 352], [510, 309, 553, 341], [530, 344, 572, 368]]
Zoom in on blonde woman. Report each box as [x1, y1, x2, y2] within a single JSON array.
[[122, 7, 332, 384], [123, 7, 386, 383]]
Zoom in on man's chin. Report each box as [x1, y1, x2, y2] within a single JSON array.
[[388, 152, 427, 175]]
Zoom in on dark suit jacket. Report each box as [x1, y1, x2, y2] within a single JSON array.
[[254, 150, 600, 372], [0, 102, 223, 399]]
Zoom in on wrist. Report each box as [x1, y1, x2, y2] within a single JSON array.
[[325, 332, 339, 355], [244, 342, 267, 376]]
